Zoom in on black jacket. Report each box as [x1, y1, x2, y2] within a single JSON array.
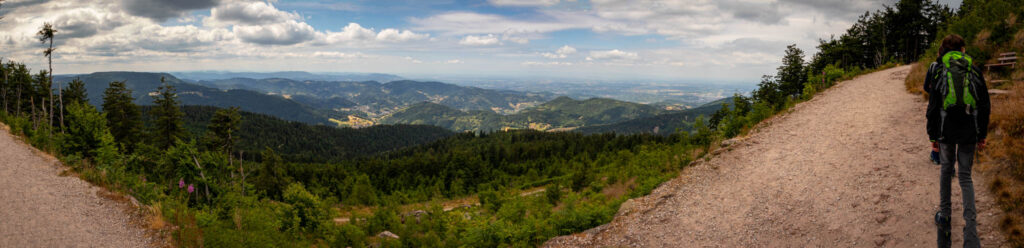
[[925, 60, 990, 144]]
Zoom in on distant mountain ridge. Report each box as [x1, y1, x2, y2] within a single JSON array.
[[378, 96, 674, 132], [55, 71, 728, 135], [575, 97, 733, 135], [170, 71, 404, 82], [54, 72, 330, 125], [191, 77, 557, 117]]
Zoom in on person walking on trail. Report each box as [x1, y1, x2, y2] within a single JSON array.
[[925, 34, 991, 248]]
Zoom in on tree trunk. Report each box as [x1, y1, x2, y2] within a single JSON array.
[[31, 95, 37, 129], [191, 155, 213, 204], [50, 39, 62, 133], [16, 87, 21, 116], [1, 57, 6, 114], [47, 41, 53, 135], [58, 84, 63, 133], [239, 151, 245, 197]]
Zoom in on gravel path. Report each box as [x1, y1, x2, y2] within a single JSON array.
[[0, 125, 152, 247], [546, 66, 1009, 247]]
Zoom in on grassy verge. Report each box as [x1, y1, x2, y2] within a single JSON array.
[[982, 81, 1024, 245]]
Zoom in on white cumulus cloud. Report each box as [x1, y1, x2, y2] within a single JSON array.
[[234, 20, 317, 45], [321, 23, 429, 44], [542, 45, 576, 58], [586, 49, 639, 61], [206, 1, 301, 27], [376, 29, 430, 42], [459, 34, 501, 46], [489, 0, 561, 7]]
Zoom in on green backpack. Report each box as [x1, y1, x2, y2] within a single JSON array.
[[935, 51, 979, 112]]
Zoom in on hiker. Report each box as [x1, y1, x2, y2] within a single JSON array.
[[925, 34, 991, 248]]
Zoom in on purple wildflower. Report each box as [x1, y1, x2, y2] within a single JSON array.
[[179, 178, 185, 188], [187, 184, 195, 194]]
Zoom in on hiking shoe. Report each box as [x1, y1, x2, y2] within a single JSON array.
[[936, 211, 951, 247]]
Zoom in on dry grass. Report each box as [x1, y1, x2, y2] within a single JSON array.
[[1014, 28, 1024, 51], [905, 62, 929, 98], [148, 205, 168, 230], [975, 29, 994, 55], [600, 177, 637, 200], [979, 83, 1024, 246]]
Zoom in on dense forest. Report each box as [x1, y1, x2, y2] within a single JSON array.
[[140, 105, 453, 163], [54, 72, 332, 125], [0, 0, 968, 247], [575, 96, 732, 135]]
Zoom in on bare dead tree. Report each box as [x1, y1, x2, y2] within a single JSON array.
[[37, 23, 58, 132]]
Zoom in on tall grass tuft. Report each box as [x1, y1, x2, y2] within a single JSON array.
[[982, 82, 1024, 246]]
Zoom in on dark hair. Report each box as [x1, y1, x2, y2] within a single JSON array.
[[938, 34, 966, 58]]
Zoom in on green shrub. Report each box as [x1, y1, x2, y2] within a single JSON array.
[[282, 182, 330, 235], [545, 183, 561, 205], [64, 102, 119, 166], [801, 82, 816, 100], [331, 223, 367, 248], [478, 189, 504, 212]]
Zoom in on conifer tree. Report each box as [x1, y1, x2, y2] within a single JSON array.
[[203, 106, 241, 170], [254, 147, 290, 199], [62, 78, 87, 106], [11, 63, 28, 116], [64, 102, 118, 165], [102, 80, 142, 149], [31, 70, 48, 128], [203, 107, 241, 154], [777, 44, 806, 98], [150, 77, 185, 150]]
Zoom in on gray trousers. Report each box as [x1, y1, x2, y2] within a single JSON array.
[[938, 142, 979, 248]]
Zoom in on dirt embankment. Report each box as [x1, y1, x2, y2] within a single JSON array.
[[546, 66, 1009, 247]]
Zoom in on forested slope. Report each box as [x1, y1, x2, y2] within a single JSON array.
[[140, 105, 453, 163], [56, 72, 329, 124]]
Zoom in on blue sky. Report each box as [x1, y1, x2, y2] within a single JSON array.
[[0, 0, 961, 84]]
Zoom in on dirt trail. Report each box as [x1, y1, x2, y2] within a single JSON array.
[[546, 66, 1009, 247], [0, 125, 152, 247]]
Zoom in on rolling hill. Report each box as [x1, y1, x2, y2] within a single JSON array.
[[378, 96, 673, 132], [575, 97, 732, 135], [170, 71, 404, 83], [55, 72, 330, 125], [140, 105, 454, 163], [191, 78, 556, 116]]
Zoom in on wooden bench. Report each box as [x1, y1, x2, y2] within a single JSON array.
[[985, 52, 1017, 70]]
